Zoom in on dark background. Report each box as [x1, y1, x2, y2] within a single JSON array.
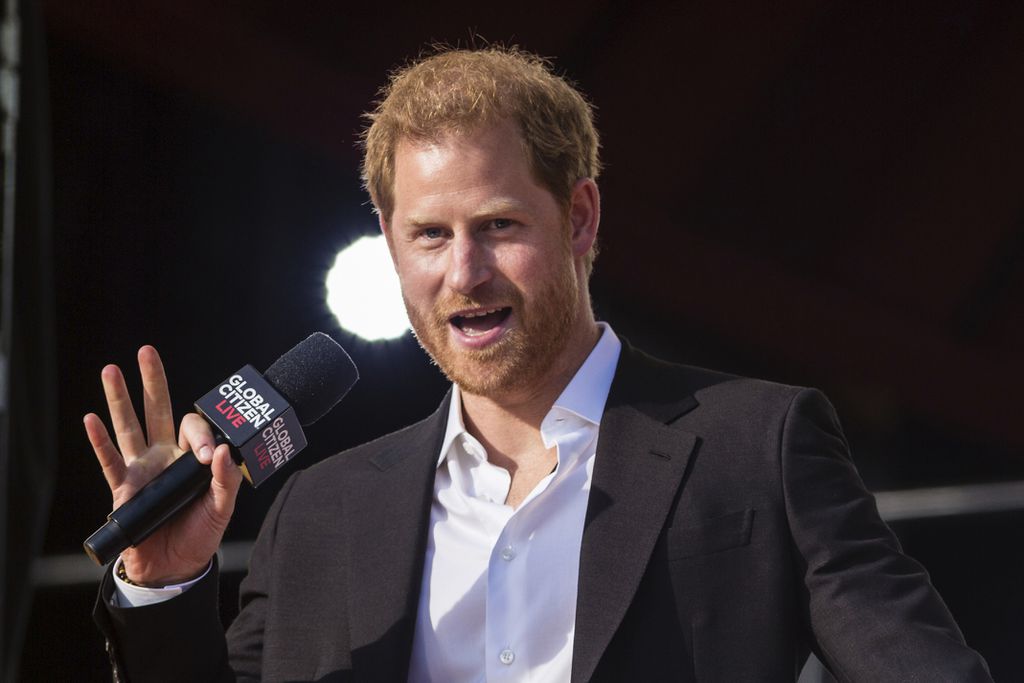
[[8, 0, 1023, 679]]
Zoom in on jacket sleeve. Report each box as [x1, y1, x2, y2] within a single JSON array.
[[780, 388, 992, 683], [93, 556, 232, 683], [92, 472, 302, 682]]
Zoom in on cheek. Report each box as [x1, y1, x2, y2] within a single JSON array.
[[509, 242, 571, 285], [498, 241, 550, 277], [394, 256, 446, 305]]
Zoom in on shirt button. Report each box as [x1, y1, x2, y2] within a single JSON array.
[[499, 648, 515, 665], [500, 545, 516, 561]]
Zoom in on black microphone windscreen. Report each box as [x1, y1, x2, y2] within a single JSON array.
[[263, 332, 359, 426]]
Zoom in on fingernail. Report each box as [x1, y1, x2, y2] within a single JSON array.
[[199, 446, 213, 462]]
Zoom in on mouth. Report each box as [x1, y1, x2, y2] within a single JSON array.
[[449, 306, 512, 338]]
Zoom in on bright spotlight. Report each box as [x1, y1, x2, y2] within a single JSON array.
[[326, 235, 410, 341]]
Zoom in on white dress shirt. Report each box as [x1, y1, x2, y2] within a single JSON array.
[[408, 323, 621, 683]]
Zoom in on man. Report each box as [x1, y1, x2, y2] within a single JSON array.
[[90, 47, 991, 681]]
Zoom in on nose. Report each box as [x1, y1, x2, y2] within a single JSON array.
[[445, 233, 491, 294]]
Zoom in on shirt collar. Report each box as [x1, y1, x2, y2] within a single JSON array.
[[548, 322, 621, 426], [436, 322, 622, 468], [438, 385, 468, 467]]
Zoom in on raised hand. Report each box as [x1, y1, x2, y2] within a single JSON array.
[[84, 345, 243, 586]]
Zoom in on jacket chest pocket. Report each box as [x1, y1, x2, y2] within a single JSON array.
[[664, 508, 755, 560]]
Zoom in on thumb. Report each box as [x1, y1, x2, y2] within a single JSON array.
[[208, 444, 243, 519]]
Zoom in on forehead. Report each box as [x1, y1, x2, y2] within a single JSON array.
[[394, 120, 526, 174], [390, 121, 555, 218]]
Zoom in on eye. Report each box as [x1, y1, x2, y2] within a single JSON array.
[[490, 218, 514, 230], [421, 227, 445, 240]]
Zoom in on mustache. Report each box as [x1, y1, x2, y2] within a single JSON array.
[[431, 287, 523, 323]]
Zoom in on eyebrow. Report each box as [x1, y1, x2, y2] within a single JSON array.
[[404, 199, 528, 228]]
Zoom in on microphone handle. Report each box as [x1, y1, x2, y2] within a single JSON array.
[[83, 436, 230, 566]]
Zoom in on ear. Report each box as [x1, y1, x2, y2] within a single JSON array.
[[568, 178, 600, 260]]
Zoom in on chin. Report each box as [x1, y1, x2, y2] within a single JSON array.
[[433, 347, 526, 397], [440, 336, 569, 399]]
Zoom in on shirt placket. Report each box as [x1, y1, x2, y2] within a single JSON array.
[[483, 420, 584, 682]]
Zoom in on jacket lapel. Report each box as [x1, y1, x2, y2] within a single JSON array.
[[344, 393, 450, 682], [572, 343, 701, 683]]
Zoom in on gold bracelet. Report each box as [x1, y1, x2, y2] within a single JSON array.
[[116, 561, 138, 586]]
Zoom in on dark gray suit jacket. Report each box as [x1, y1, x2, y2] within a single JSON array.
[[95, 342, 992, 682]]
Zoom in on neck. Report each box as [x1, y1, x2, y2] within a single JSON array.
[[460, 313, 600, 468]]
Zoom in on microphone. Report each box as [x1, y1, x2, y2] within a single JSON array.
[[83, 332, 359, 566]]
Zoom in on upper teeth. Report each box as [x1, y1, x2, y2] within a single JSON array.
[[462, 308, 503, 318]]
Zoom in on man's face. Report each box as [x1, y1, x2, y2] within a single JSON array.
[[382, 120, 587, 397]]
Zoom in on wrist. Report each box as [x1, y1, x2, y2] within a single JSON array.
[[117, 554, 210, 588]]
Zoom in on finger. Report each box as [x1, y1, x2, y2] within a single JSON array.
[[208, 444, 243, 519], [100, 364, 147, 459], [178, 412, 216, 462], [84, 413, 127, 491], [138, 345, 175, 445]]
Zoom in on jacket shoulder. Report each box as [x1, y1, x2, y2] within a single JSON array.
[[294, 397, 448, 485], [619, 342, 810, 419]]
